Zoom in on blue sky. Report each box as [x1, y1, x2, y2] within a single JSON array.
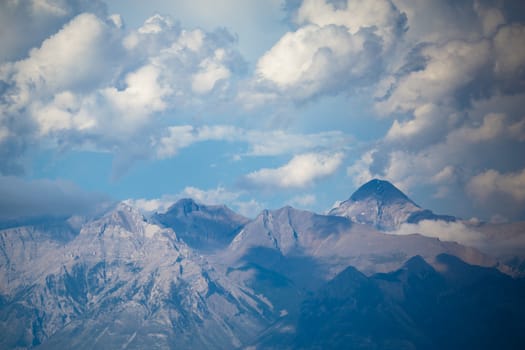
[[1, 0, 525, 221]]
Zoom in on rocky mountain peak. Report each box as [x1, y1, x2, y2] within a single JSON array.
[[154, 198, 249, 251], [93, 202, 146, 233], [329, 179, 456, 231], [167, 198, 201, 216], [349, 179, 417, 206]]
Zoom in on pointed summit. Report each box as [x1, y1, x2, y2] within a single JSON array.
[[349, 179, 416, 205], [329, 179, 455, 231]]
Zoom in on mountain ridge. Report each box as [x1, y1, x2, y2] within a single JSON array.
[[1, 180, 524, 349]]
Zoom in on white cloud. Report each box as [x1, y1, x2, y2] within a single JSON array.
[[376, 39, 491, 114], [247, 0, 406, 103], [156, 125, 238, 158], [393, 220, 483, 247], [385, 104, 450, 146], [392, 0, 483, 44], [102, 64, 171, 128], [393, 219, 525, 259], [509, 119, 525, 142], [7, 13, 116, 97], [155, 124, 347, 159], [138, 13, 173, 34], [0, 0, 107, 63], [191, 49, 231, 94], [245, 152, 344, 188], [179, 186, 240, 205], [379, 112, 511, 190], [467, 168, 525, 203], [255, 24, 368, 93], [448, 113, 505, 143], [431, 165, 456, 184], [474, 0, 505, 36], [296, 0, 405, 50], [289, 194, 316, 207], [232, 199, 264, 218], [346, 150, 376, 188], [242, 130, 348, 157], [0, 11, 244, 175], [122, 197, 176, 215], [493, 23, 525, 76]]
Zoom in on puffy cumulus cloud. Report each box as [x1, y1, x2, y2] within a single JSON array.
[[467, 168, 525, 203], [191, 49, 232, 94], [0, 176, 111, 221], [244, 152, 344, 188], [254, 24, 380, 98], [5, 13, 119, 96], [295, 0, 406, 49], [155, 124, 347, 159], [244, 0, 406, 103], [384, 104, 453, 147], [0, 0, 107, 63], [376, 39, 492, 115], [0, 8, 244, 176], [101, 64, 172, 132]]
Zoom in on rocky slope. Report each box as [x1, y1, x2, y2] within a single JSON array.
[[0, 204, 273, 349]]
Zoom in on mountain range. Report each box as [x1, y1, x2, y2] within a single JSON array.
[[1, 179, 524, 349]]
